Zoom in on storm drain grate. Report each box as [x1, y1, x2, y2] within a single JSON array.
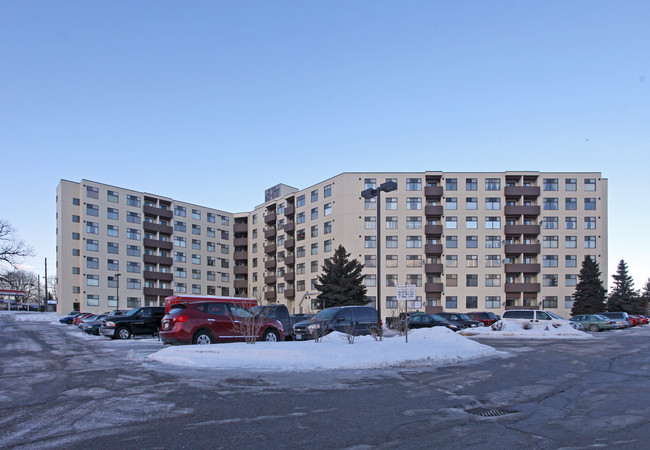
[[466, 407, 515, 417]]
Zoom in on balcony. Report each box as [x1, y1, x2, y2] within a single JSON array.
[[504, 186, 540, 197], [424, 244, 443, 255], [265, 228, 276, 239], [143, 205, 173, 219], [143, 287, 173, 297], [504, 263, 541, 274], [234, 280, 248, 289], [265, 275, 277, 285], [143, 221, 173, 235], [233, 251, 248, 260], [284, 205, 295, 216], [284, 289, 295, 298], [424, 263, 444, 274], [504, 244, 540, 254], [424, 186, 444, 197], [234, 223, 248, 233], [505, 283, 541, 293], [264, 243, 277, 254], [143, 254, 173, 266], [143, 238, 173, 250], [504, 225, 540, 235], [265, 291, 277, 301], [234, 266, 248, 275], [285, 255, 295, 266], [504, 205, 541, 216], [265, 259, 277, 269], [424, 224, 443, 236], [424, 283, 444, 293], [233, 237, 248, 247], [285, 239, 295, 250], [284, 222, 295, 234], [284, 272, 295, 282], [143, 271, 173, 282], [425, 205, 444, 217], [264, 213, 277, 224]]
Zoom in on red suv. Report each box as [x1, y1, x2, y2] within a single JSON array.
[[463, 311, 500, 326], [159, 301, 285, 345]]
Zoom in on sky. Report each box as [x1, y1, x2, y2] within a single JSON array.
[[1, 1, 648, 290]]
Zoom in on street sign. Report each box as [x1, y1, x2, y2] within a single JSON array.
[[396, 284, 416, 301]]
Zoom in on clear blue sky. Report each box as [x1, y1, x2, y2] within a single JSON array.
[[1, 1, 648, 289]]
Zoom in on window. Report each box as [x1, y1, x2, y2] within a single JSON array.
[[465, 216, 478, 229], [207, 242, 215, 252], [565, 296, 575, 309], [297, 246, 306, 258], [466, 197, 478, 210], [87, 257, 99, 269], [446, 216, 458, 229], [107, 242, 119, 254], [565, 275, 577, 287], [127, 195, 140, 207], [566, 217, 577, 229], [296, 212, 305, 224], [485, 197, 500, 210], [174, 267, 187, 278], [127, 261, 141, 273], [466, 255, 478, 268], [192, 224, 201, 235], [192, 254, 201, 264], [485, 236, 501, 248], [364, 236, 376, 248], [485, 274, 501, 287], [445, 296, 458, 309], [485, 255, 501, 267], [585, 236, 596, 248], [543, 255, 558, 267], [324, 239, 332, 252], [386, 236, 398, 248], [364, 178, 376, 189], [107, 224, 118, 237], [221, 216, 229, 226], [174, 205, 186, 217], [486, 178, 500, 191], [543, 296, 558, 308], [192, 209, 200, 220], [86, 222, 98, 234], [310, 207, 318, 220], [565, 178, 577, 191], [87, 294, 99, 307], [407, 178, 422, 190], [446, 274, 458, 287], [72, 214, 80, 223], [386, 216, 398, 229], [565, 236, 577, 248], [485, 217, 501, 229], [543, 178, 558, 191], [466, 236, 478, 248], [565, 198, 577, 210], [445, 178, 457, 191], [296, 195, 306, 208], [364, 275, 376, 287], [86, 204, 99, 217], [406, 236, 422, 248], [364, 197, 376, 210], [220, 230, 229, 240], [543, 274, 558, 286], [543, 217, 558, 229], [310, 225, 318, 238], [86, 185, 99, 199], [406, 255, 422, 267], [324, 203, 332, 216], [466, 274, 478, 287], [446, 255, 458, 267], [207, 212, 215, 223], [175, 221, 186, 232], [585, 198, 596, 210], [386, 198, 398, 210], [585, 217, 596, 229], [446, 236, 458, 248], [406, 216, 422, 229], [543, 198, 558, 210], [364, 217, 376, 229], [192, 239, 201, 250], [485, 296, 501, 309], [406, 198, 421, 210], [311, 243, 318, 255], [73, 198, 80, 205], [365, 255, 376, 267], [107, 207, 119, 220], [446, 197, 457, 210], [127, 212, 141, 224], [584, 178, 597, 191], [543, 236, 558, 248], [406, 274, 422, 287], [107, 259, 119, 271], [386, 255, 398, 268], [466, 178, 478, 191], [174, 236, 186, 248], [566, 255, 577, 267], [175, 251, 186, 262], [386, 274, 398, 287], [126, 245, 140, 256], [324, 184, 332, 198]]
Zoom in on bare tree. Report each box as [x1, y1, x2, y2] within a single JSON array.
[[0, 220, 34, 269]]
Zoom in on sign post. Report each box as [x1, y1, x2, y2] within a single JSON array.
[[397, 285, 416, 342]]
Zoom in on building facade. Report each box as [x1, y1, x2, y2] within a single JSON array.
[[57, 172, 607, 319]]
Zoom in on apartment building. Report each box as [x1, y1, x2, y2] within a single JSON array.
[[56, 172, 607, 319]]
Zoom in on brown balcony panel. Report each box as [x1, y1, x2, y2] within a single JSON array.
[[265, 228, 277, 239], [424, 283, 444, 293], [284, 289, 295, 298], [504, 263, 541, 274], [504, 205, 541, 216], [424, 186, 444, 197], [233, 223, 248, 233], [265, 275, 277, 285], [285, 239, 295, 249], [265, 291, 277, 301], [285, 255, 295, 266], [505, 283, 541, 293], [233, 266, 248, 275], [143, 287, 173, 297], [504, 225, 541, 235], [264, 213, 277, 224], [143, 205, 173, 219], [143, 254, 173, 266], [233, 280, 248, 289], [425, 244, 443, 255], [284, 222, 295, 233], [265, 260, 277, 269], [233, 251, 248, 260], [504, 186, 540, 197], [143, 222, 173, 235], [284, 272, 295, 282], [143, 238, 173, 250], [143, 271, 173, 282], [424, 263, 444, 274], [265, 244, 277, 254], [233, 237, 248, 246], [505, 244, 541, 254], [425, 205, 444, 217], [425, 224, 443, 235], [284, 205, 295, 216]]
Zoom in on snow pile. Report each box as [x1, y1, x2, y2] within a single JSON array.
[[0, 311, 61, 323], [147, 327, 501, 371], [459, 319, 592, 339]]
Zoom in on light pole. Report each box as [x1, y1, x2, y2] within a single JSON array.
[[361, 180, 397, 330], [115, 273, 121, 310]]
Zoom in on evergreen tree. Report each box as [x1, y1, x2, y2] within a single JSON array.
[[606, 260, 639, 313], [314, 245, 367, 309], [571, 256, 607, 315], [638, 278, 650, 315]]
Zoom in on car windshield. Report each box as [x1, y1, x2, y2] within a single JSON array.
[[314, 308, 339, 321], [458, 314, 471, 320], [592, 315, 607, 320], [546, 311, 565, 320], [430, 314, 447, 322], [124, 308, 141, 317]]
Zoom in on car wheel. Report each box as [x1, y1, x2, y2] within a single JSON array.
[[262, 329, 280, 342], [589, 324, 600, 332], [193, 330, 213, 345], [116, 327, 132, 340]]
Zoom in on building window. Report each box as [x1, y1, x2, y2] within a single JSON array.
[[386, 236, 398, 248], [565, 198, 577, 210], [446, 197, 457, 210], [175, 251, 186, 262], [543, 217, 558, 229], [485, 236, 501, 248], [86, 222, 99, 234], [445, 296, 458, 309], [485, 255, 501, 267], [485, 296, 500, 309], [466, 178, 477, 191], [466, 236, 478, 248], [543, 178, 558, 191], [324, 203, 332, 216], [485, 197, 500, 210], [566, 217, 577, 229], [585, 217, 596, 229], [191, 209, 200, 220], [192, 224, 201, 235], [365, 255, 376, 268], [406, 216, 422, 229], [543, 198, 558, 210], [126, 245, 140, 257], [386, 274, 398, 287], [543, 236, 558, 248], [174, 236, 186, 248], [565, 275, 577, 287], [311, 207, 318, 220], [386, 216, 398, 229], [585, 236, 597, 248], [466, 274, 478, 287], [364, 275, 376, 287], [485, 217, 501, 229], [86, 204, 99, 217], [407, 178, 422, 191], [364, 236, 376, 248], [584, 178, 597, 191], [127, 211, 141, 224], [565, 296, 575, 309], [543, 274, 558, 287], [107, 242, 119, 254], [466, 255, 478, 268], [207, 212, 215, 223], [566, 255, 577, 267], [87, 294, 99, 306], [127, 228, 140, 240], [175, 221, 186, 232], [543, 255, 558, 267], [466, 197, 478, 210], [406, 236, 422, 248], [364, 217, 376, 229], [446, 236, 458, 248], [445, 255, 457, 268], [324, 221, 332, 234], [485, 274, 501, 287], [565, 236, 577, 248], [364, 178, 376, 189], [324, 184, 332, 198], [364, 197, 376, 210], [386, 255, 398, 268], [406, 255, 422, 268], [324, 239, 332, 252], [446, 216, 458, 229], [565, 178, 577, 191], [543, 296, 558, 308], [445, 178, 457, 191], [311, 243, 318, 255], [192, 254, 201, 264], [296, 246, 306, 258], [127, 261, 141, 273], [86, 257, 99, 269], [485, 178, 501, 191], [465, 216, 478, 229], [406, 198, 422, 210], [386, 197, 398, 210], [127, 195, 140, 207], [86, 185, 99, 199], [174, 205, 186, 217], [585, 198, 596, 210], [296, 212, 306, 224]]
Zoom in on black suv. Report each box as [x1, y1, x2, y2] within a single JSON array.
[[293, 306, 379, 340], [437, 312, 483, 329], [99, 306, 165, 339]]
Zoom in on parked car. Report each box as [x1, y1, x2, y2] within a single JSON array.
[[99, 306, 165, 339], [638, 315, 649, 325], [404, 314, 462, 332], [437, 312, 483, 329], [251, 304, 295, 340], [159, 301, 284, 345], [72, 313, 95, 326], [570, 314, 618, 332], [597, 312, 632, 328], [59, 312, 83, 324], [80, 314, 107, 335], [501, 309, 583, 330], [293, 306, 380, 340], [463, 311, 500, 326]]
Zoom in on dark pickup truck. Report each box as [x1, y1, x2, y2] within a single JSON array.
[[99, 306, 165, 339], [252, 305, 312, 340]]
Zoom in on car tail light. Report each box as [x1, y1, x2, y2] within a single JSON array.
[[174, 314, 188, 323]]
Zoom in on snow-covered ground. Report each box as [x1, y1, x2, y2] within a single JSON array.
[[2, 311, 596, 371]]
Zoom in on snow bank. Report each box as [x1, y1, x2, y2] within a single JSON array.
[[147, 327, 500, 371], [0, 311, 61, 323], [459, 319, 593, 340]]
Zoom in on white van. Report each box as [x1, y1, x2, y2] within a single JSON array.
[[501, 309, 583, 330]]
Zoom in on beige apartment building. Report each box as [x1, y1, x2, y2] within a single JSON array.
[[56, 172, 607, 319]]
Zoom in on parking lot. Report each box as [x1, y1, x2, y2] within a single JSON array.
[[2, 318, 650, 449]]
